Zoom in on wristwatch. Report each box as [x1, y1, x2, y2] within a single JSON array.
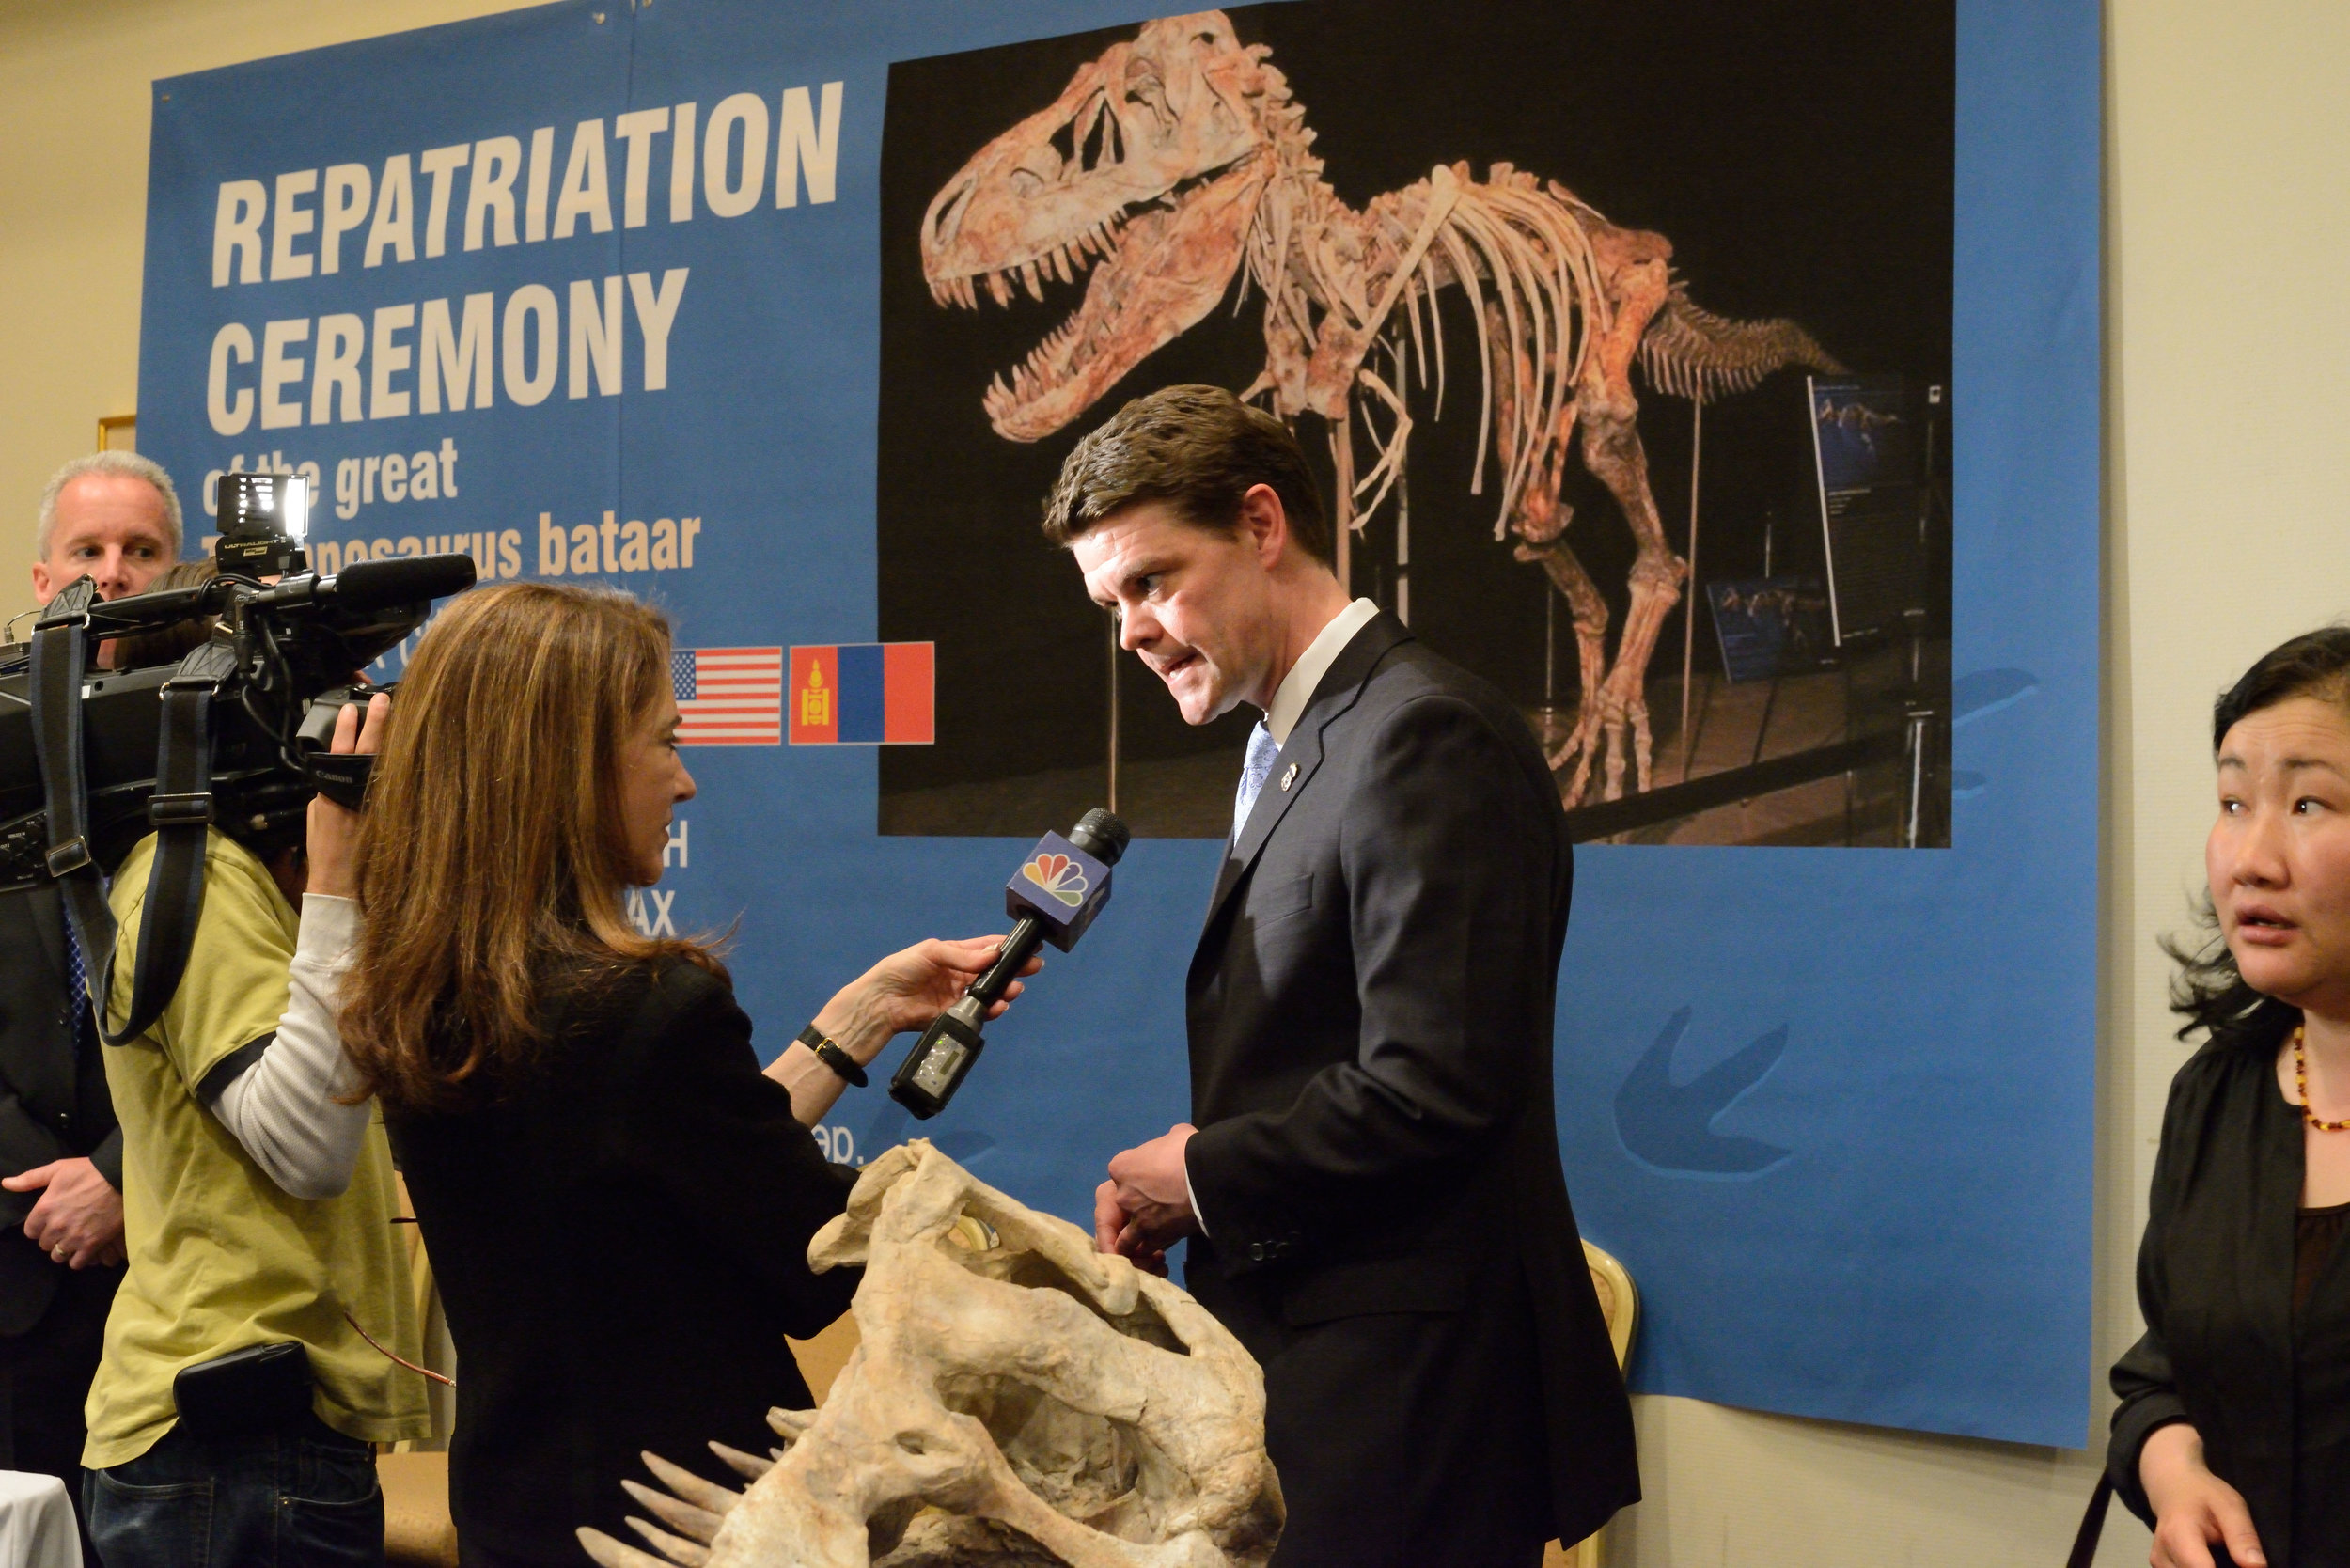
[[797, 1023, 868, 1088]]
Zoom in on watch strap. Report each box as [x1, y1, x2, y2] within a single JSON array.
[[797, 1023, 868, 1088]]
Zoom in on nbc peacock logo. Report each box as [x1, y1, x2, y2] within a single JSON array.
[[1021, 852, 1088, 908]]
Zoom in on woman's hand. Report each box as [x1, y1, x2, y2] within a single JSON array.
[[2141, 1423, 2265, 1568], [305, 693, 390, 900], [834, 936, 1042, 1044], [768, 937, 1042, 1129]]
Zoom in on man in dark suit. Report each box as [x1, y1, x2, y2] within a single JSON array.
[[0, 883, 127, 1422], [1058, 385, 1637, 1567], [0, 448, 180, 1549]]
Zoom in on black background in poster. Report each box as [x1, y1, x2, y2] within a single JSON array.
[[877, 0, 1952, 831]]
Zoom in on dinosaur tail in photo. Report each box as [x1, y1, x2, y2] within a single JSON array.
[[1637, 284, 1843, 402]]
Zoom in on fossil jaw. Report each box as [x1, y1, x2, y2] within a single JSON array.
[[943, 157, 1268, 443]]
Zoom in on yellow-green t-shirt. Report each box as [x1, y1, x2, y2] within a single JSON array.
[[85, 828, 428, 1467]]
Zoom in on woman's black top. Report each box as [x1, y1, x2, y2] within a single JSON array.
[[391, 958, 859, 1566], [2109, 1024, 2350, 1564]]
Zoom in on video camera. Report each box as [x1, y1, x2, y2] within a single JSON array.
[[0, 471, 476, 1042]]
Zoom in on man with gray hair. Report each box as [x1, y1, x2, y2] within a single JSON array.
[[0, 447, 179, 1555], [29, 449, 181, 609]]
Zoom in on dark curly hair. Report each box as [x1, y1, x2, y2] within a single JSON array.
[[2166, 626, 2350, 1048]]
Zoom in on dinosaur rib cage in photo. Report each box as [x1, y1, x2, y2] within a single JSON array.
[[876, 1, 1953, 845]]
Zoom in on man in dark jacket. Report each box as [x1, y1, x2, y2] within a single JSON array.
[[1063, 385, 1638, 1567], [0, 447, 181, 1548]]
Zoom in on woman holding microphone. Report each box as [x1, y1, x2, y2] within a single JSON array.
[[337, 582, 1032, 1567]]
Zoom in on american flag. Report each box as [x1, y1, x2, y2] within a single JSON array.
[[671, 647, 783, 745]]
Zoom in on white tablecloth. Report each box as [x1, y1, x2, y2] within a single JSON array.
[[0, 1471, 78, 1568]]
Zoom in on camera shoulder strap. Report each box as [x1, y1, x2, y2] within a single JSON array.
[[102, 636, 243, 1047], [28, 577, 119, 1032]]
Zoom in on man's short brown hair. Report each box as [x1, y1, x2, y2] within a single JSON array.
[[1042, 384, 1332, 565]]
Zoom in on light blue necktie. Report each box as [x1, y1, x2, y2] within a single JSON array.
[[1232, 721, 1280, 842]]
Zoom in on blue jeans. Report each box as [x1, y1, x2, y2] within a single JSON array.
[[83, 1412, 384, 1568]]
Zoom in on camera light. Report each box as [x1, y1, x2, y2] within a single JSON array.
[[280, 473, 310, 541]]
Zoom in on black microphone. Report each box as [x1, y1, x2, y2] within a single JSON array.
[[252, 553, 477, 613], [889, 808, 1131, 1119], [329, 554, 478, 611]]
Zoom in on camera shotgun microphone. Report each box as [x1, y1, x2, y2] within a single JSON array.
[[889, 808, 1131, 1119]]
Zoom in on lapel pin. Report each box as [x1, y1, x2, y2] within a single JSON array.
[[1278, 762, 1298, 792]]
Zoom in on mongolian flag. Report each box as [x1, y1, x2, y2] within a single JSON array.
[[789, 643, 935, 745], [671, 647, 784, 745]]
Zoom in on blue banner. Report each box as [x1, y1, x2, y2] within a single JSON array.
[[138, 0, 2098, 1443]]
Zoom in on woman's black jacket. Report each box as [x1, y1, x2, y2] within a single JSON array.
[[391, 957, 859, 1565], [2108, 1023, 2350, 1563]]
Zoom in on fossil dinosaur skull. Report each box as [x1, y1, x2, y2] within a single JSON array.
[[920, 13, 1281, 441], [578, 1140, 1283, 1568]]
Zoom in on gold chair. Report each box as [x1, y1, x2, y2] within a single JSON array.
[[381, 1172, 460, 1568], [1545, 1240, 1639, 1568]]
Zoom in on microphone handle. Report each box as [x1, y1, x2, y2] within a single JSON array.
[[967, 914, 1046, 1006], [886, 913, 1050, 1120]]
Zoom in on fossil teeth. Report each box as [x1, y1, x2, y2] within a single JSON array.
[[623, 1515, 711, 1566], [1020, 261, 1044, 302], [576, 1529, 672, 1568], [986, 272, 1011, 307], [619, 1480, 724, 1544], [708, 1441, 775, 1481], [639, 1451, 741, 1515]]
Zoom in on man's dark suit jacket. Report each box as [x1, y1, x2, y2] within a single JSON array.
[[0, 884, 123, 1337], [1182, 611, 1638, 1564], [390, 959, 859, 1567]]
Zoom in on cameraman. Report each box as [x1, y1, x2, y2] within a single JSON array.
[[78, 692, 430, 1567], [0, 449, 180, 1549]]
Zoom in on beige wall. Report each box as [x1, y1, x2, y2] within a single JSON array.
[[8, 0, 2345, 1560], [0, 0, 535, 616]]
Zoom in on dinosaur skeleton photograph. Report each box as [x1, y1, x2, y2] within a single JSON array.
[[876, 0, 1953, 846]]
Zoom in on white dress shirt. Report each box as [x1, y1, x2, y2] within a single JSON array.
[[1264, 597, 1381, 745], [1185, 596, 1382, 1238]]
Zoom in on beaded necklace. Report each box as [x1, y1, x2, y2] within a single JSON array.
[[2291, 1025, 2350, 1133]]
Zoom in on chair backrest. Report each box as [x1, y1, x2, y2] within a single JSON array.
[[1582, 1238, 1638, 1371], [1547, 1242, 1640, 1568]]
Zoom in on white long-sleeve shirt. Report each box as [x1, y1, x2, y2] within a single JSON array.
[[203, 894, 375, 1200]]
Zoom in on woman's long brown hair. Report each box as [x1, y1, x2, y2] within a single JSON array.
[[340, 582, 719, 1113]]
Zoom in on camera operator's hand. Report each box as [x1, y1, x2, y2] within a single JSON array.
[[306, 693, 390, 900], [2, 1156, 126, 1269]]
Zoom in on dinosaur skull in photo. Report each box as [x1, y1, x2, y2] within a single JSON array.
[[919, 9, 1841, 806], [577, 1140, 1283, 1568], [920, 11, 1279, 444]]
